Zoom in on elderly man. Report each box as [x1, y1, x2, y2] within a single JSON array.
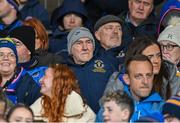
[[0, 0, 22, 35], [119, 0, 157, 46], [94, 15, 126, 67], [9, 26, 47, 86], [66, 27, 116, 113]]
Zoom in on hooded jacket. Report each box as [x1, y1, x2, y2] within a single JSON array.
[[49, 0, 90, 54]]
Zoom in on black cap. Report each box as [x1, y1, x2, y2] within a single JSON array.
[[94, 15, 123, 31]]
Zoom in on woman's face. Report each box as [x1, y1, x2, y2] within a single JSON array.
[[40, 67, 54, 98], [160, 40, 180, 65], [0, 47, 16, 76], [8, 107, 33, 123], [142, 44, 162, 74]]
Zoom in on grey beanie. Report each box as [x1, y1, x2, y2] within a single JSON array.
[[158, 24, 180, 47], [94, 15, 123, 31], [67, 27, 95, 54]]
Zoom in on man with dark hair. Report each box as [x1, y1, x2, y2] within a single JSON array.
[[96, 55, 164, 122]]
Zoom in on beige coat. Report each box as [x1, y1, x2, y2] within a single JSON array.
[[30, 91, 96, 122]]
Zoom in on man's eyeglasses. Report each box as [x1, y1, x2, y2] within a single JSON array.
[[160, 44, 179, 51]]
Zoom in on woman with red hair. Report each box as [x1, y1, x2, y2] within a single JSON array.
[[31, 64, 95, 122]]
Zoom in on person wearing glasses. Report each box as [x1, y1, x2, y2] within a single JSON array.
[[0, 38, 41, 106], [158, 17, 180, 72]]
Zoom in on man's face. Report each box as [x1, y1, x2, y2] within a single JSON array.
[[0, 0, 13, 18], [142, 44, 162, 74], [103, 100, 129, 123], [71, 37, 94, 65], [160, 40, 180, 65], [128, 0, 153, 23], [125, 61, 154, 101], [63, 13, 83, 31], [95, 22, 122, 50], [12, 38, 31, 63]]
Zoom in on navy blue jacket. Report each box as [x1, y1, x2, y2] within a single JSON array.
[[0, 19, 22, 36], [119, 12, 158, 47], [20, 0, 50, 29], [49, 28, 68, 54], [97, 44, 126, 69], [65, 50, 117, 113], [3, 67, 41, 106]]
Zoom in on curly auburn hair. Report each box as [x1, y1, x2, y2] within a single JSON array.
[[23, 17, 49, 50], [41, 64, 81, 122]]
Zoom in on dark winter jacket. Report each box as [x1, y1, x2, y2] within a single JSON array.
[[0, 19, 23, 36], [65, 50, 117, 113], [35, 49, 64, 66], [119, 12, 158, 47], [2, 67, 41, 106], [19, 0, 50, 29]]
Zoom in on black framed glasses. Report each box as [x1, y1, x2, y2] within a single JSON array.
[[160, 44, 179, 51]]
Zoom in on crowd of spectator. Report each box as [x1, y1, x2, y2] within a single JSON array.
[[0, 0, 179, 122]]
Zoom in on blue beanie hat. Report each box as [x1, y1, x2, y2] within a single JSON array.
[[162, 95, 180, 119], [7, 0, 19, 11], [0, 38, 18, 63]]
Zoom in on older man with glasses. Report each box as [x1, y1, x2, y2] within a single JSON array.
[[158, 17, 180, 72]]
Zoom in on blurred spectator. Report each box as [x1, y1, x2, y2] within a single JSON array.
[[0, 0, 22, 35], [6, 103, 34, 122], [49, 0, 90, 57], [82, 0, 128, 26], [0, 86, 13, 120], [158, 17, 180, 71], [82, 0, 164, 26], [23, 17, 64, 66], [100, 90, 134, 122], [31, 64, 95, 122], [96, 55, 164, 122], [158, 0, 180, 34], [162, 95, 180, 122], [119, 0, 158, 47], [94, 15, 126, 68], [18, 0, 50, 29], [9, 26, 47, 86], [66, 27, 116, 113], [0, 38, 40, 106]]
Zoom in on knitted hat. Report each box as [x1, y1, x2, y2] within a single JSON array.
[[158, 24, 180, 47], [7, 0, 19, 11], [0, 38, 18, 63], [67, 27, 95, 54], [94, 15, 123, 31], [162, 95, 180, 119], [9, 26, 35, 56]]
